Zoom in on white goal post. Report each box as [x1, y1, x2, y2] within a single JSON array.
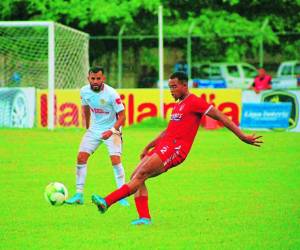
[[0, 21, 89, 129]]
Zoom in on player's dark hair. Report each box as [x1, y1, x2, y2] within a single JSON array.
[[89, 66, 104, 74], [169, 71, 188, 82]]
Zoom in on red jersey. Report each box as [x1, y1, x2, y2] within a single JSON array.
[[162, 94, 211, 156], [253, 75, 272, 91]]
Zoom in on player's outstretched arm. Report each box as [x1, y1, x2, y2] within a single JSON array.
[[206, 107, 263, 147], [140, 130, 166, 159]]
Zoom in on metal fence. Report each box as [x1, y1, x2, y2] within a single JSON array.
[[89, 31, 300, 89]]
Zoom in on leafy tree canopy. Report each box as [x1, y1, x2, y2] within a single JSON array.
[[1, 0, 299, 35]]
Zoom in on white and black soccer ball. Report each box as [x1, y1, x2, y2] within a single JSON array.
[[44, 182, 68, 206]]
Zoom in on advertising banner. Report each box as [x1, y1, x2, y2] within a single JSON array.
[[242, 90, 300, 132], [37, 88, 242, 128], [0, 87, 35, 128], [241, 103, 292, 129]]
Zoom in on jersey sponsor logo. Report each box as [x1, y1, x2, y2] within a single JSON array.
[[100, 99, 106, 105], [170, 113, 183, 121], [90, 108, 109, 114], [115, 98, 122, 105]]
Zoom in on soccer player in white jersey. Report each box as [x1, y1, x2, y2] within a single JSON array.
[[66, 66, 129, 206]]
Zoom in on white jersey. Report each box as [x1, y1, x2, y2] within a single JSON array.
[[80, 84, 124, 135]]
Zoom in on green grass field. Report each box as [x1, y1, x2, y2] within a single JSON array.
[[0, 125, 299, 249]]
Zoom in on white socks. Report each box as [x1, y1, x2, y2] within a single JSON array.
[[76, 164, 87, 193], [75, 163, 124, 193], [113, 163, 125, 188]]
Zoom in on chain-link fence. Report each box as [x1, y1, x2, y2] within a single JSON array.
[[89, 32, 300, 89]]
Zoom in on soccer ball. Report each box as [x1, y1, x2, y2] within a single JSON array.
[[44, 182, 68, 206]]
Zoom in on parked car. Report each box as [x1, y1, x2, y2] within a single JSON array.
[[191, 62, 257, 89], [272, 61, 300, 89], [191, 63, 226, 88]]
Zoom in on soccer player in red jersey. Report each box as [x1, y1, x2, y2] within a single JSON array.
[[91, 71, 263, 225]]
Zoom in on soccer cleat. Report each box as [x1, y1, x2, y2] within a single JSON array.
[[118, 198, 130, 207], [65, 193, 84, 205], [131, 218, 152, 225], [91, 194, 108, 213]]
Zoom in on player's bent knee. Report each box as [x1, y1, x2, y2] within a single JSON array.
[[134, 170, 149, 182], [77, 152, 90, 164], [130, 178, 145, 192], [130, 169, 138, 180]]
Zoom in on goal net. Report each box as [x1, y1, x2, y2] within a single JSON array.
[[0, 21, 89, 128]]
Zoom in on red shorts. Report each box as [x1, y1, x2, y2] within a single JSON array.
[[147, 140, 187, 172]]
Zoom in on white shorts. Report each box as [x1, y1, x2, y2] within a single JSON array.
[[78, 130, 122, 156]]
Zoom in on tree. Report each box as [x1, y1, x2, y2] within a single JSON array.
[[1, 0, 299, 85]]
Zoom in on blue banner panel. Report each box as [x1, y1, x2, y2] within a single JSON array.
[[193, 79, 226, 88], [241, 103, 292, 129]]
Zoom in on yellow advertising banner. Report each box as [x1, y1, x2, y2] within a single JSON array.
[[37, 88, 242, 128]]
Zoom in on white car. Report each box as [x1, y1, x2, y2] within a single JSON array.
[[272, 61, 300, 89], [191, 62, 257, 89]]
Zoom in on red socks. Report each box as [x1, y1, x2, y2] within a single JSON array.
[[104, 184, 151, 220], [105, 184, 130, 206], [134, 196, 151, 219]]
